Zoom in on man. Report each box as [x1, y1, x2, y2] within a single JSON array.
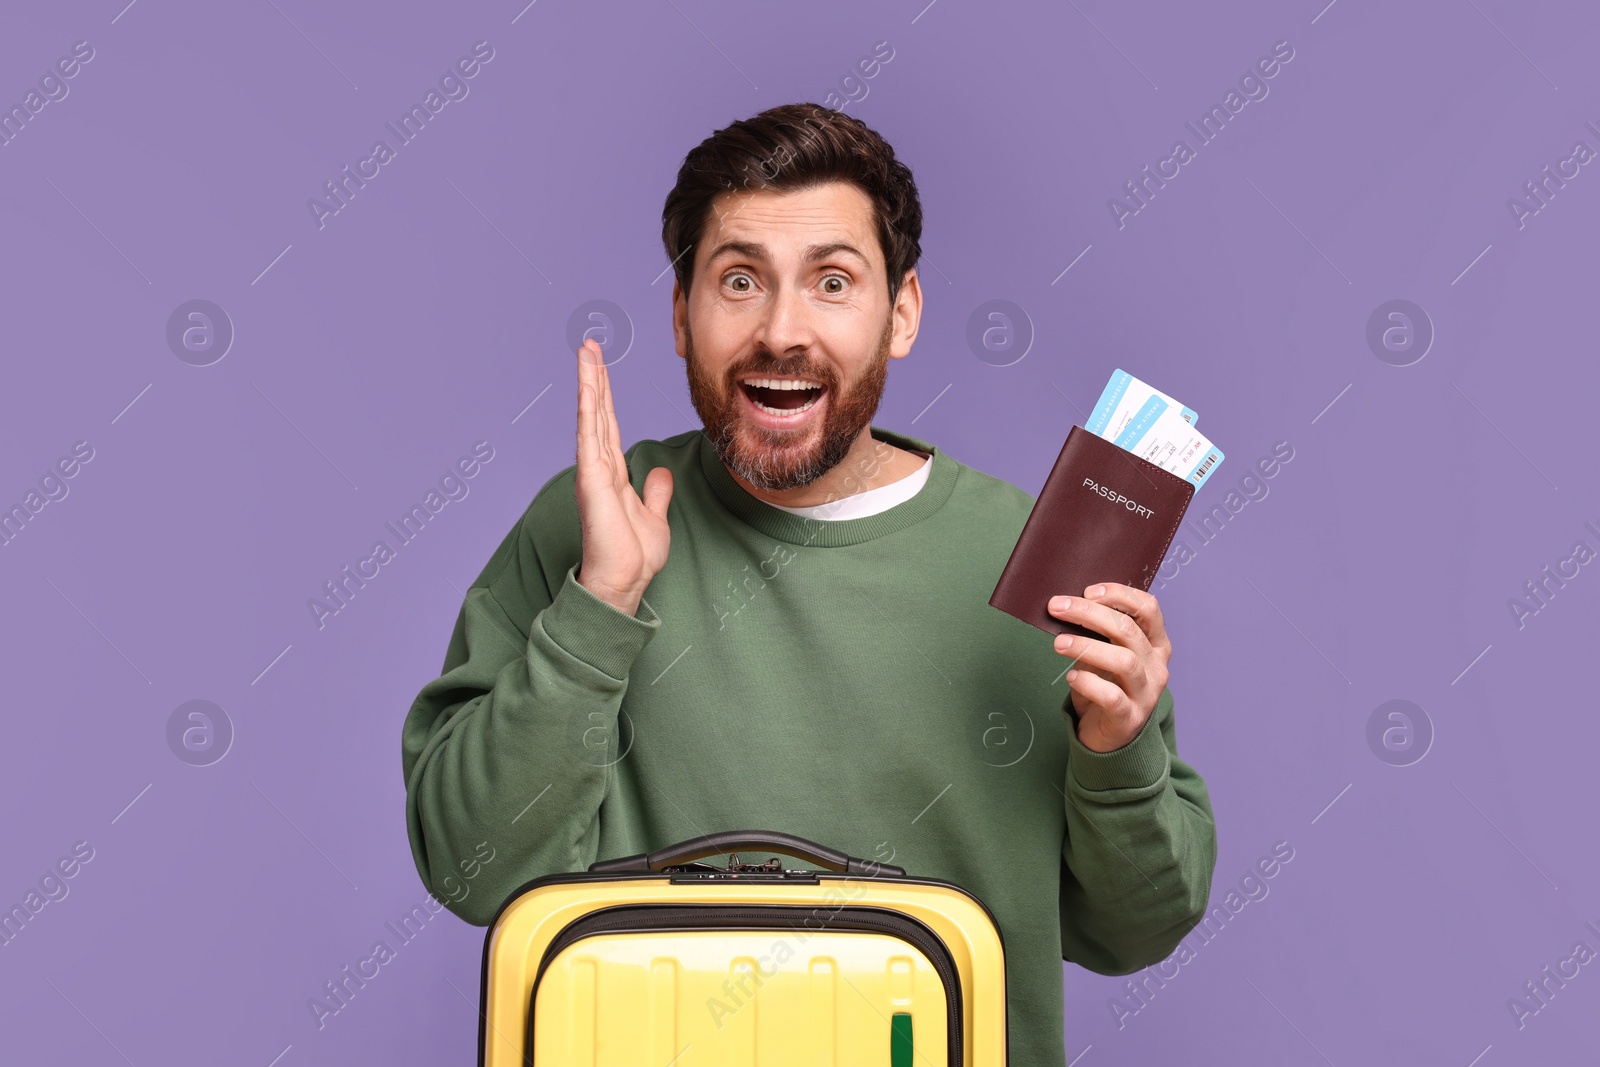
[[401, 101, 1217, 1065]]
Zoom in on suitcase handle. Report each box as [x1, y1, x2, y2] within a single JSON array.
[[588, 829, 907, 877]]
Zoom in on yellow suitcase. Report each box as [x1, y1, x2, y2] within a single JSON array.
[[478, 830, 1008, 1066]]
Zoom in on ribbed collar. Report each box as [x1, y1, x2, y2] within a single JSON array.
[[697, 425, 959, 547]]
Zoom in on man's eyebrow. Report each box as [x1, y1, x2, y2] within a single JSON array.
[[704, 239, 871, 267]]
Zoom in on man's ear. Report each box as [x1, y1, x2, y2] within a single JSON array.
[[889, 267, 922, 360], [671, 280, 687, 359]]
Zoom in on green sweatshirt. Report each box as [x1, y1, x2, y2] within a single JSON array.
[[401, 424, 1218, 1065]]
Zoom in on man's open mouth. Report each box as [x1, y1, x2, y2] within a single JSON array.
[[737, 376, 826, 417]]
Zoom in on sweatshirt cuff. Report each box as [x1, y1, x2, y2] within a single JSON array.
[[1065, 704, 1169, 794], [536, 562, 662, 681]]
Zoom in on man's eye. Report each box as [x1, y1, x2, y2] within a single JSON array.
[[821, 274, 849, 294], [725, 273, 753, 292]]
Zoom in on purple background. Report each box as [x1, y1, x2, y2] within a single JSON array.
[[2, 0, 1597, 1063]]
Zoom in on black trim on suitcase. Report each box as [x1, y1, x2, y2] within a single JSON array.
[[524, 903, 963, 1066], [589, 828, 908, 878]]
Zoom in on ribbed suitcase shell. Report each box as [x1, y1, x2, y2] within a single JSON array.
[[480, 869, 1007, 1065]]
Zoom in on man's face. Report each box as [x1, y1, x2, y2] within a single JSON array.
[[673, 181, 911, 493]]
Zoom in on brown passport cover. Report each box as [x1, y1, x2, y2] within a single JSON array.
[[989, 424, 1196, 640]]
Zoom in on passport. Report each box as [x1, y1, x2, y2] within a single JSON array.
[[989, 423, 1197, 641]]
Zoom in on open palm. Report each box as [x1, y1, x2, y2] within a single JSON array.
[[574, 338, 673, 614]]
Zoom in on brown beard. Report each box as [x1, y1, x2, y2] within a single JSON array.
[[685, 312, 893, 492]]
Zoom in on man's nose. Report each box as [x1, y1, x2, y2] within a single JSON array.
[[749, 280, 817, 358]]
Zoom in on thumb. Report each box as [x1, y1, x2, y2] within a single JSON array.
[[641, 466, 673, 520]]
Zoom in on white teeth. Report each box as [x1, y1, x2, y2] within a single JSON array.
[[741, 378, 822, 391]]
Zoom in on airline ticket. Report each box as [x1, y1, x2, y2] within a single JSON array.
[[1087, 368, 1198, 440], [1088, 369, 1223, 489]]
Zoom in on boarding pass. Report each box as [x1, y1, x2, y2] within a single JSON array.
[[1088, 368, 1223, 489]]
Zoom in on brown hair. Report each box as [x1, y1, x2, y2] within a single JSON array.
[[660, 102, 923, 307]]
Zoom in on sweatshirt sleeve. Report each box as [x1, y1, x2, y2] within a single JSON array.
[[400, 471, 662, 926], [1057, 685, 1218, 973]]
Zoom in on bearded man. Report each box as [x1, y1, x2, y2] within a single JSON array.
[[402, 101, 1217, 1066]]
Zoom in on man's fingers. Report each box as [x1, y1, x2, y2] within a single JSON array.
[[579, 340, 619, 487], [577, 342, 594, 438], [593, 342, 612, 443], [577, 346, 607, 475], [577, 347, 597, 464], [1085, 582, 1171, 655], [1055, 632, 1142, 692], [585, 341, 609, 458], [641, 466, 673, 520], [592, 342, 627, 489], [1050, 595, 1152, 657], [1065, 665, 1126, 715], [577, 379, 592, 463]]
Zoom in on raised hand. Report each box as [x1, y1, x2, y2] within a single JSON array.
[[573, 338, 673, 615]]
